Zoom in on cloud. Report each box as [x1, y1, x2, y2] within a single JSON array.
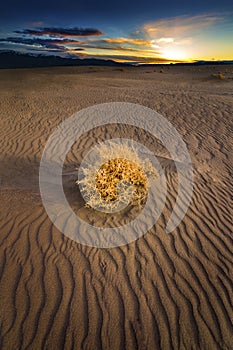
[[15, 27, 103, 37], [69, 42, 157, 53], [0, 37, 84, 52], [157, 38, 174, 43], [144, 14, 222, 39], [27, 21, 44, 27], [103, 38, 150, 45], [0, 35, 155, 58], [71, 48, 85, 51], [81, 52, 180, 63], [64, 36, 158, 58], [0, 37, 75, 45], [142, 14, 225, 61]]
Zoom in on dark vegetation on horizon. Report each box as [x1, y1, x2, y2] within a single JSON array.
[[0, 51, 232, 69]]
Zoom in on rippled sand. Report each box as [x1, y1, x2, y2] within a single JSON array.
[[0, 65, 232, 349]]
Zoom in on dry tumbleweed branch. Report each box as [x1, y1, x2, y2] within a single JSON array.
[[76, 143, 158, 211]]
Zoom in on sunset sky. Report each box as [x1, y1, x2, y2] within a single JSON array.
[[0, 0, 232, 64]]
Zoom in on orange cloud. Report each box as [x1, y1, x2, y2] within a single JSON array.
[[79, 52, 179, 64], [144, 14, 222, 39], [104, 38, 151, 46]]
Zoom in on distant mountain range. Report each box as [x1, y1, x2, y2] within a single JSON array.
[[0, 51, 232, 69], [0, 51, 126, 69]]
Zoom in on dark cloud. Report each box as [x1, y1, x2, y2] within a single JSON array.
[[1, 37, 72, 45], [0, 37, 84, 52], [15, 27, 103, 37], [72, 48, 85, 51]]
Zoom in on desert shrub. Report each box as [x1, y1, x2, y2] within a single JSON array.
[[95, 158, 148, 202], [212, 73, 225, 80], [76, 142, 158, 211]]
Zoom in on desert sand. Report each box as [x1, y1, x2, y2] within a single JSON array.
[[0, 65, 232, 349]]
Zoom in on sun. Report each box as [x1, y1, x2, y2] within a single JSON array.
[[162, 47, 188, 61]]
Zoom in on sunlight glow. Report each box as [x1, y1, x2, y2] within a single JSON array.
[[161, 47, 188, 61]]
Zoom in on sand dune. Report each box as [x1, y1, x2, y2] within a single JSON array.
[[0, 65, 232, 349]]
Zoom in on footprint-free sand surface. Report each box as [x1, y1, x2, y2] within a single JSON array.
[[0, 65, 232, 349]]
